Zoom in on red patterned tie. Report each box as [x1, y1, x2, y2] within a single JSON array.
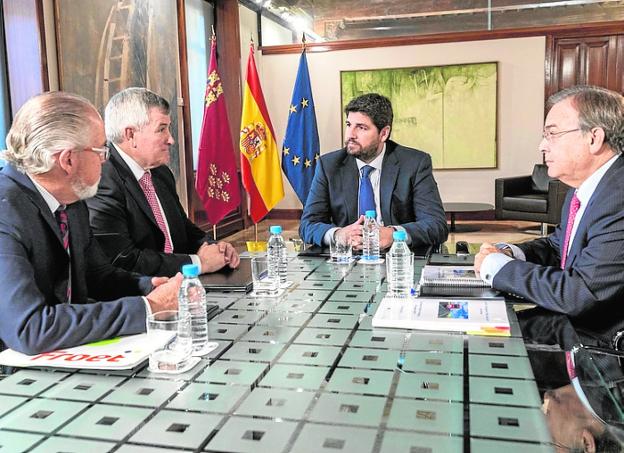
[[55, 207, 71, 302], [561, 193, 581, 269], [138, 172, 173, 253]]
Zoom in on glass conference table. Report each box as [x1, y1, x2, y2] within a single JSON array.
[[0, 255, 590, 452]]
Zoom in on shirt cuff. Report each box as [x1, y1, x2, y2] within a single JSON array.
[[480, 252, 514, 286], [190, 254, 201, 270], [495, 242, 526, 261], [324, 227, 339, 246], [143, 296, 152, 317]]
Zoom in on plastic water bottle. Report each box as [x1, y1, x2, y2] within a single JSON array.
[[267, 225, 287, 286], [362, 209, 380, 262], [179, 264, 208, 354], [386, 230, 414, 298]]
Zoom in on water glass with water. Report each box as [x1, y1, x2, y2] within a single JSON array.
[[251, 256, 279, 296], [147, 310, 193, 373], [330, 234, 352, 264]]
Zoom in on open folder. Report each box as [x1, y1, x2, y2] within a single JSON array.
[[199, 258, 254, 292]]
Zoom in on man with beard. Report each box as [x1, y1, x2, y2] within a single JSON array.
[[299, 93, 447, 249], [87, 88, 239, 277], [0, 91, 182, 354]]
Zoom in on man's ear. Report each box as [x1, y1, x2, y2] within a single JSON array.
[[380, 126, 391, 143], [581, 428, 597, 453], [123, 126, 136, 146], [588, 127, 606, 155], [55, 149, 74, 174]]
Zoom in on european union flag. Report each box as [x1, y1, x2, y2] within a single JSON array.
[[281, 51, 319, 205]]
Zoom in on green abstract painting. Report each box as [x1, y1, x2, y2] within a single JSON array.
[[341, 62, 497, 169]]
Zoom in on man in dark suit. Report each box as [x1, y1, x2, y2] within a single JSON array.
[[87, 88, 239, 277], [299, 93, 448, 249], [475, 86, 624, 349], [0, 92, 181, 355]]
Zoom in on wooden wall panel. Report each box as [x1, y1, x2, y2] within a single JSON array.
[[556, 42, 581, 91], [547, 32, 624, 99]]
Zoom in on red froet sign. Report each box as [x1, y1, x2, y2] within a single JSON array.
[[0, 332, 172, 370]]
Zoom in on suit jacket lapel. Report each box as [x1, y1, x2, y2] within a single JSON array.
[[380, 142, 399, 225], [3, 165, 63, 245], [339, 154, 359, 224], [566, 155, 624, 268], [109, 146, 160, 230]]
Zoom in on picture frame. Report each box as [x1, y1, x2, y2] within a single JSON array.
[[341, 62, 498, 170], [54, 0, 183, 179]]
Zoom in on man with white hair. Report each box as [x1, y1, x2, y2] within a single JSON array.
[[0, 91, 181, 355], [87, 87, 239, 277]]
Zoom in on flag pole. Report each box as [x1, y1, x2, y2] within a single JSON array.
[[254, 223, 258, 243], [212, 225, 217, 241]]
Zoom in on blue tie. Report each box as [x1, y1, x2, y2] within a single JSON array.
[[358, 165, 375, 217]]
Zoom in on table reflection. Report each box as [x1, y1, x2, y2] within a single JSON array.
[[541, 345, 624, 452]]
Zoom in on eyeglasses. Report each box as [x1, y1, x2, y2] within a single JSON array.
[[84, 145, 110, 161], [542, 128, 581, 142]]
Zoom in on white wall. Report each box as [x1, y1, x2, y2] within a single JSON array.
[[258, 36, 546, 209], [239, 4, 259, 81], [261, 15, 293, 46]]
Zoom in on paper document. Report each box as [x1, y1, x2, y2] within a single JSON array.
[[372, 296, 510, 336], [419, 265, 488, 288], [0, 332, 172, 370]]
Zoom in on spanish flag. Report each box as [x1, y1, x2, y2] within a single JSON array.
[[239, 42, 284, 223]]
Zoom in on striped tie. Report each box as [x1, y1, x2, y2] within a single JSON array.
[[138, 172, 173, 253], [55, 207, 71, 302]]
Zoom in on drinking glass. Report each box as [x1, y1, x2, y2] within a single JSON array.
[[147, 310, 193, 373], [251, 257, 279, 296], [330, 235, 352, 264]]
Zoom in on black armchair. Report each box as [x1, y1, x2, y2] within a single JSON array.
[[495, 164, 570, 235]]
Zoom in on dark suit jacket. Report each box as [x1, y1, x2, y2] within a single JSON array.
[[494, 155, 624, 341], [0, 165, 152, 354], [87, 146, 209, 277], [299, 140, 448, 247]]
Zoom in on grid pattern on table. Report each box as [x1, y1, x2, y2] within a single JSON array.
[[0, 256, 553, 453]]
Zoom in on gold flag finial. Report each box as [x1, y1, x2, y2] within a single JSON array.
[[211, 25, 216, 42]]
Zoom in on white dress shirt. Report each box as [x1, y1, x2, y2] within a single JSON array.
[[114, 145, 202, 268], [27, 174, 152, 313], [480, 154, 620, 285], [323, 144, 409, 245]]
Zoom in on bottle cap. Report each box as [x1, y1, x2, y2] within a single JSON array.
[[269, 225, 282, 234], [181, 264, 200, 277], [392, 230, 407, 241], [365, 210, 376, 218]]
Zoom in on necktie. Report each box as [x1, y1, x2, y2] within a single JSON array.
[[560, 193, 581, 269], [55, 207, 71, 302], [138, 172, 173, 253], [358, 165, 376, 217]]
